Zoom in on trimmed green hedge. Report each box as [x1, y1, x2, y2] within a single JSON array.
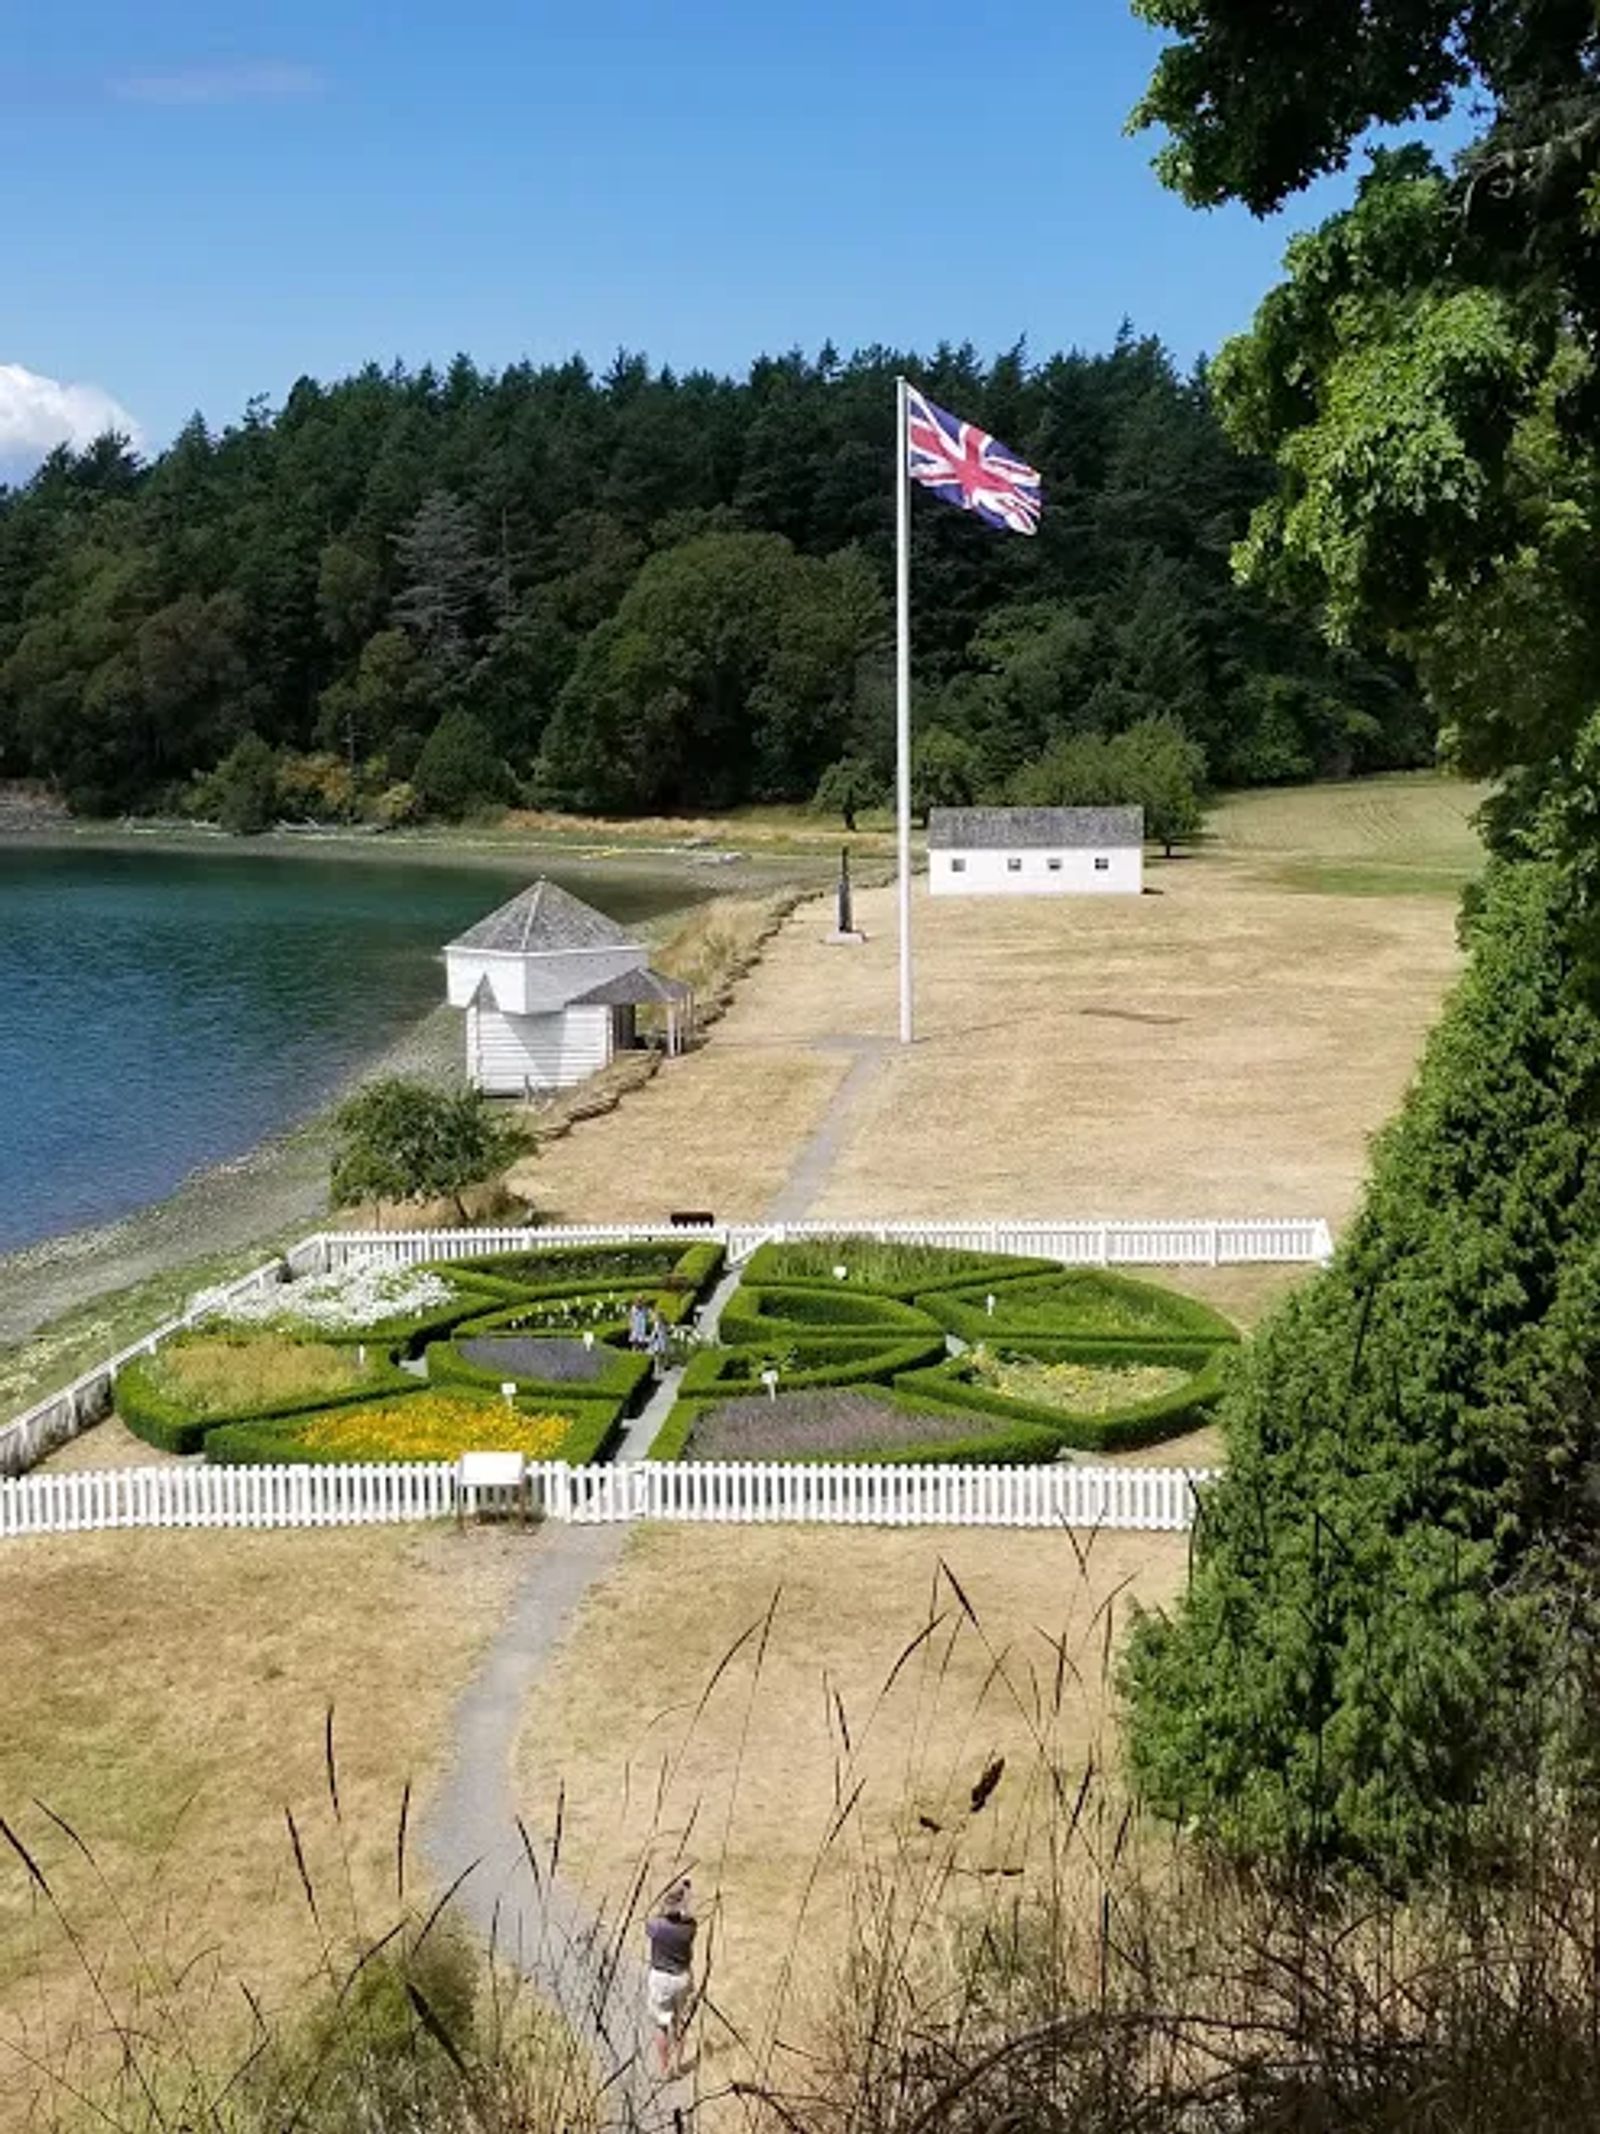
[[677, 1335, 945, 1399], [425, 1321, 652, 1410], [203, 1390, 625, 1467], [918, 1269, 1239, 1349], [647, 1385, 1068, 1465], [449, 1239, 725, 1297], [893, 1343, 1232, 1453], [739, 1238, 1059, 1301], [116, 1343, 415, 1456], [715, 1285, 941, 1345]]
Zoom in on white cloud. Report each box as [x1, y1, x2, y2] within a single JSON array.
[[0, 364, 143, 472], [111, 61, 325, 105]]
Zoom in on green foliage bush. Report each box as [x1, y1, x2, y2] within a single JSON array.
[[739, 1238, 1059, 1299], [330, 1079, 531, 1216], [896, 1343, 1230, 1454], [1124, 859, 1600, 1879], [116, 1347, 413, 1454], [921, 1269, 1237, 1348]]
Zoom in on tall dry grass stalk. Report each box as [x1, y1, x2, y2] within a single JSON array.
[[14, 1533, 1600, 2132], [0, 1712, 601, 2134]]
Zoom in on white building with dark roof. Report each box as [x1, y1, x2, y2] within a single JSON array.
[[927, 806, 1144, 897], [444, 879, 694, 1094]]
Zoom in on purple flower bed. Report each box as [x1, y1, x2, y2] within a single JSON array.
[[685, 1388, 1007, 1459], [455, 1336, 612, 1384]]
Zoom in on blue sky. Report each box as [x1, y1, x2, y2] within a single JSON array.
[[4, 0, 1459, 463]]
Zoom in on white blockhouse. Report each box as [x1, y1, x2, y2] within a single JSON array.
[[927, 806, 1145, 896], [444, 879, 694, 1095]]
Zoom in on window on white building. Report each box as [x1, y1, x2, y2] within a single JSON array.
[[1047, 856, 1063, 872], [1007, 856, 1022, 872], [950, 856, 966, 873], [1094, 856, 1110, 872]]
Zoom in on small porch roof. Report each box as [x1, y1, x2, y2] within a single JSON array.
[[571, 965, 692, 1008]]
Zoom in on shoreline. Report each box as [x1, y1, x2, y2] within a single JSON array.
[[0, 999, 460, 1351], [0, 848, 835, 1394]]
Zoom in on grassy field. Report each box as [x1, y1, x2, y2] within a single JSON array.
[[517, 774, 1475, 1228], [0, 1525, 526, 2119], [514, 1525, 1188, 2097]]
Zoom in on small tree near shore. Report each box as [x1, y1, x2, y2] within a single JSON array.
[[330, 1077, 531, 1221], [811, 755, 883, 831]]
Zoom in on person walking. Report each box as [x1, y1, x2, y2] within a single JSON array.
[[647, 1308, 672, 1381], [627, 1296, 651, 1350], [645, 1877, 696, 2077]]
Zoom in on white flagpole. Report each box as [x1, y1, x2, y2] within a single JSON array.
[[895, 375, 914, 1045]]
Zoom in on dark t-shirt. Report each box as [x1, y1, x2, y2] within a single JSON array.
[[647, 1912, 695, 1975]]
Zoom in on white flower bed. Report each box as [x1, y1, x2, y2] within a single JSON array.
[[190, 1265, 458, 1332]]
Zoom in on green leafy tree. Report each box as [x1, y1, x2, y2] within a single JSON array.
[[1119, 715, 1207, 854], [330, 1076, 531, 1220], [811, 756, 883, 831], [1125, 859, 1600, 1877], [910, 724, 984, 821], [1118, 0, 1600, 1881], [207, 732, 281, 835], [412, 708, 508, 819]]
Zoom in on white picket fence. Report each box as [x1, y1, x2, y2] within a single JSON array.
[[1, 1214, 1329, 1479], [0, 1456, 1213, 1542], [306, 1215, 1335, 1277]]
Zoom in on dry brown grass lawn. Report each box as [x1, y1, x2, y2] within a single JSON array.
[[0, 1525, 526, 2117], [514, 1524, 1186, 2091], [502, 779, 1474, 1232]]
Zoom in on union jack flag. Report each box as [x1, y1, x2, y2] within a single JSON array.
[[905, 384, 1041, 536]]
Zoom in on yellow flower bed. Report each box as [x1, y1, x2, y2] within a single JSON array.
[[294, 1392, 574, 1461]]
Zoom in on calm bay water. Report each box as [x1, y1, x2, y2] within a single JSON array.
[[0, 844, 702, 1255]]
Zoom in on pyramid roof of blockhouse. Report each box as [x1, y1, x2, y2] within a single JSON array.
[[445, 878, 641, 957]]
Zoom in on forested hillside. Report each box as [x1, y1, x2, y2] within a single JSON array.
[[0, 334, 1427, 821]]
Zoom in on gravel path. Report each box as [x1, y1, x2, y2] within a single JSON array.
[[423, 951, 902, 2126]]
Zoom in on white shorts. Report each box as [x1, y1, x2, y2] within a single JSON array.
[[647, 1967, 690, 2029]]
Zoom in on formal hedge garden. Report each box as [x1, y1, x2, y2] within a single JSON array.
[[652, 1242, 1236, 1462], [116, 1239, 724, 1464], [112, 1238, 1233, 1468]]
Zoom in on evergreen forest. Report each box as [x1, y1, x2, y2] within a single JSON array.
[[0, 334, 1427, 823]]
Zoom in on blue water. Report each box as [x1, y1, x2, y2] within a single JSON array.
[[0, 844, 700, 1254]]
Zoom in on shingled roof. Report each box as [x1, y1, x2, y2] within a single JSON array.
[[928, 805, 1145, 850], [445, 878, 640, 956]]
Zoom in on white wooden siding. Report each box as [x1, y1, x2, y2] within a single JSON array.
[[468, 1004, 612, 1094], [929, 847, 1142, 896]]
